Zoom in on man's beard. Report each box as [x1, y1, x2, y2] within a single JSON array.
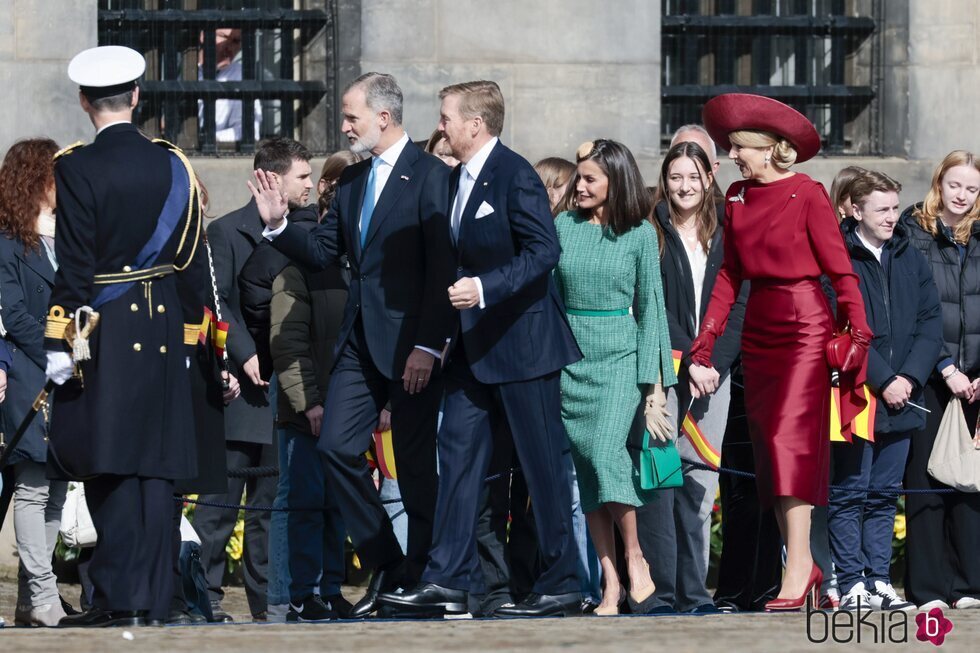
[[349, 125, 380, 155]]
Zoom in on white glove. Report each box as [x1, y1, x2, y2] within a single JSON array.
[[45, 351, 74, 385]]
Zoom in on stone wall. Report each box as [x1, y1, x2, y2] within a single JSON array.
[[0, 0, 95, 155], [906, 0, 980, 159]]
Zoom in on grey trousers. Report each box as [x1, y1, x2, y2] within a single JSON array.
[[14, 461, 67, 608], [638, 374, 731, 612]]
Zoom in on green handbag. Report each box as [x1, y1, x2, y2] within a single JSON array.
[[639, 431, 684, 490]]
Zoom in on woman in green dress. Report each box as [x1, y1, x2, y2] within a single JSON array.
[[554, 139, 676, 615]]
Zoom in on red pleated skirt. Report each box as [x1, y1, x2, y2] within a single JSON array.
[[742, 278, 833, 507]]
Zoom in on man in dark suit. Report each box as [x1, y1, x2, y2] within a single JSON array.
[[193, 137, 313, 621], [43, 45, 207, 627], [250, 72, 452, 617], [379, 80, 583, 618]]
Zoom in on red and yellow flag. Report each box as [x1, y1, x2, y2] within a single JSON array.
[[213, 320, 229, 357], [681, 412, 721, 470], [198, 306, 213, 346], [830, 384, 876, 443], [670, 350, 721, 469], [197, 306, 229, 356], [366, 429, 397, 480]]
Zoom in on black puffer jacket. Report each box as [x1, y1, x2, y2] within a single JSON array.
[[238, 205, 320, 378], [843, 218, 943, 432], [655, 201, 747, 376], [901, 204, 980, 377]]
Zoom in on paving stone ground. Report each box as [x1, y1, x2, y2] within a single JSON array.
[[1, 581, 978, 652]]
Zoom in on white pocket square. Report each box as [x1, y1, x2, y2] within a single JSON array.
[[475, 201, 494, 219]]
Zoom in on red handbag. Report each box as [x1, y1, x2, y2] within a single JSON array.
[[826, 327, 851, 370]]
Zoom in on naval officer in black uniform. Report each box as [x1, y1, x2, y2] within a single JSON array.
[[44, 46, 207, 628]]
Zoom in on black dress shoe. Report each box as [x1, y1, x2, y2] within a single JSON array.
[[60, 595, 81, 616], [59, 609, 145, 628], [349, 562, 402, 618], [377, 583, 468, 617], [165, 609, 205, 625], [209, 601, 234, 623], [494, 592, 582, 617]]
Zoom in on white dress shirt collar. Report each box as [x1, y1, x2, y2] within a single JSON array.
[[374, 132, 410, 170], [855, 228, 885, 263], [461, 137, 498, 182]]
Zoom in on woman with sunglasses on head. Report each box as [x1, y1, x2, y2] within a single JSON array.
[[553, 139, 676, 615], [688, 95, 872, 612]]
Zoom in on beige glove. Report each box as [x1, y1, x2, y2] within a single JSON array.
[[644, 383, 674, 442]]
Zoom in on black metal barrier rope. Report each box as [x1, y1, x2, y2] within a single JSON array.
[[187, 456, 960, 513], [682, 458, 959, 494]]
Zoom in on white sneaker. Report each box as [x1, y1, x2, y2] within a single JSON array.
[[918, 599, 950, 611], [29, 602, 67, 627], [839, 582, 872, 611], [868, 581, 915, 611], [952, 597, 980, 609]]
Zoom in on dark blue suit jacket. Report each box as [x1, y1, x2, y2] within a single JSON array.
[[274, 140, 454, 381], [451, 141, 582, 384]]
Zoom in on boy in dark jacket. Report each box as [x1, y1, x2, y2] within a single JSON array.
[[829, 171, 942, 612]]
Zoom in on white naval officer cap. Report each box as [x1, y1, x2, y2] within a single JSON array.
[[68, 45, 146, 100]]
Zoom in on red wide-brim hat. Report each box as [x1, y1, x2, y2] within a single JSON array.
[[702, 93, 821, 163]]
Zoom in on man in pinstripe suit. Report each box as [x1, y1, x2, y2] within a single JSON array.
[[379, 80, 583, 618]]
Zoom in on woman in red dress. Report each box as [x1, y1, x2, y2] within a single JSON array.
[[687, 95, 872, 611]]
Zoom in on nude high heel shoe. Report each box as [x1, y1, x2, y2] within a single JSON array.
[[594, 584, 626, 616]]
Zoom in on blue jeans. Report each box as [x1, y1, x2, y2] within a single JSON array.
[[828, 432, 912, 594], [267, 425, 290, 607], [281, 426, 347, 601]]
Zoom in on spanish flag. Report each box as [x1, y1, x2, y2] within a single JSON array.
[[830, 384, 876, 443], [197, 306, 230, 356], [366, 429, 397, 480], [213, 319, 229, 357], [671, 350, 721, 470], [198, 306, 213, 346]]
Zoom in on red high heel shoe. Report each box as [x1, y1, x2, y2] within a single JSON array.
[[765, 564, 823, 612]]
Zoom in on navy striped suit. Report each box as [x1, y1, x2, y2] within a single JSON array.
[[421, 141, 583, 596]]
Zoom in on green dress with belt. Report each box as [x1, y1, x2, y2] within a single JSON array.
[[554, 210, 676, 512]]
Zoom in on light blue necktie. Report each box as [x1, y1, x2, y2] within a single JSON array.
[[360, 157, 381, 248]]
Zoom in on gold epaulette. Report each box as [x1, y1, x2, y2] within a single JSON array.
[[53, 141, 85, 160], [44, 306, 72, 340], [151, 138, 184, 154], [184, 323, 200, 346]]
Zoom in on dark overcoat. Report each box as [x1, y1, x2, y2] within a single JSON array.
[[45, 123, 205, 481], [0, 236, 55, 466], [205, 199, 273, 444]]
